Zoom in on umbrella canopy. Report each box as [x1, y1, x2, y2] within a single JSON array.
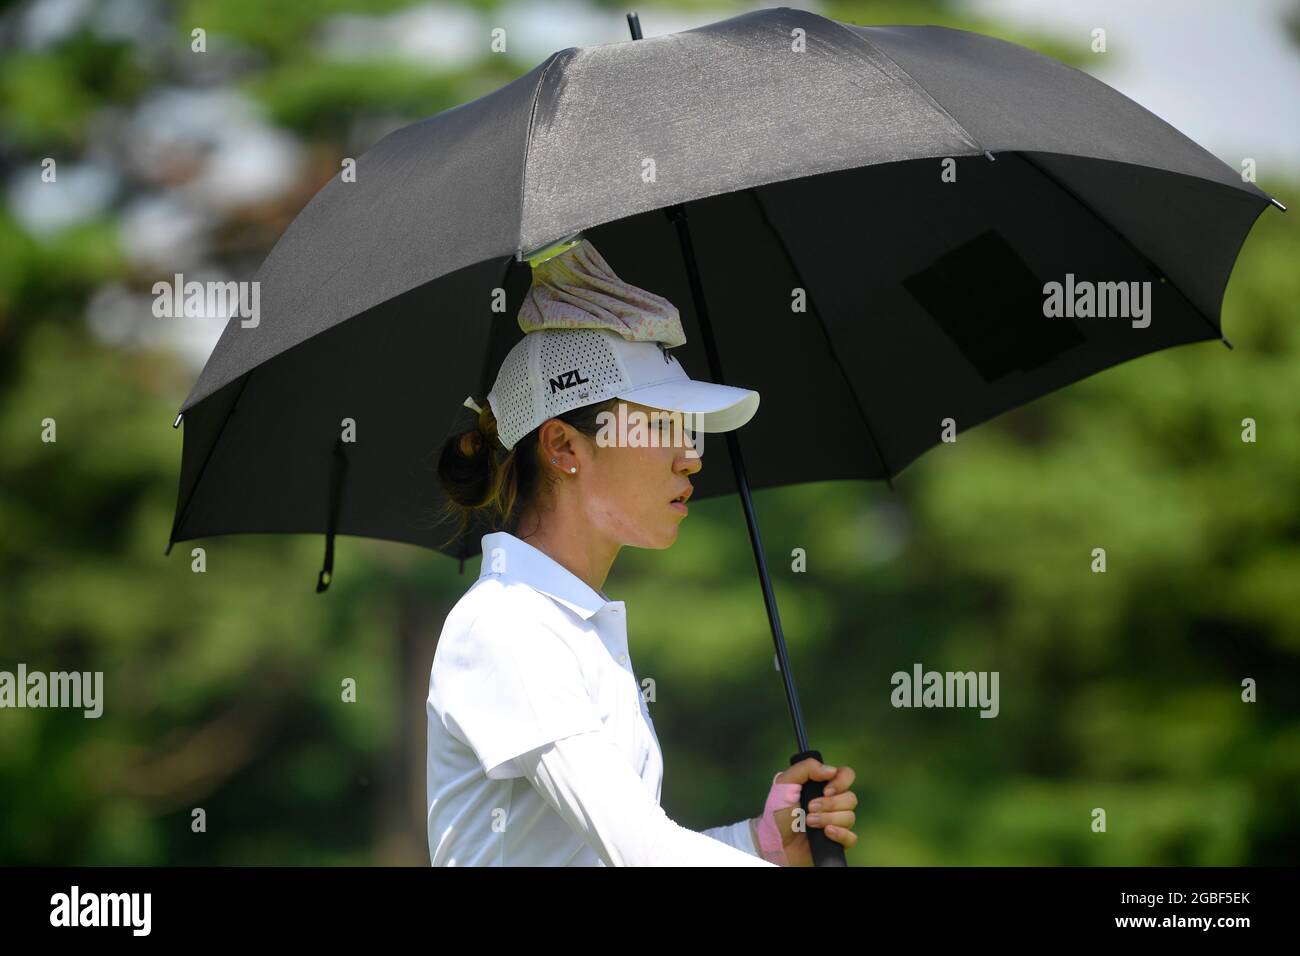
[[167, 5, 1282, 572]]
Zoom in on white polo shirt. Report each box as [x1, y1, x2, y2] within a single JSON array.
[[426, 530, 772, 866]]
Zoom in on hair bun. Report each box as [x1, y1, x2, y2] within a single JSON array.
[[457, 428, 483, 458]]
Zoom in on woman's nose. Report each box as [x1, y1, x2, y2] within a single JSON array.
[[678, 418, 703, 469]]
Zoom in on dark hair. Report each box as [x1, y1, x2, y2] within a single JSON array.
[[434, 395, 621, 548]]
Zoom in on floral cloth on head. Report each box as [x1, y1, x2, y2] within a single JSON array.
[[517, 238, 686, 348]]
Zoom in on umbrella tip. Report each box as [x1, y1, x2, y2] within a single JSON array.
[[1270, 197, 1287, 212], [626, 12, 642, 40], [983, 149, 996, 162], [1221, 336, 1234, 350], [172, 412, 183, 428]]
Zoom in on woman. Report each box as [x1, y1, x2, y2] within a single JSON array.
[[425, 239, 857, 866]]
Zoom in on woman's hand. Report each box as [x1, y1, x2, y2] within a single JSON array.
[[756, 758, 857, 866]]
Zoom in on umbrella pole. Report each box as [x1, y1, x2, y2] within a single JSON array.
[[632, 6, 844, 868], [663, 199, 848, 867]]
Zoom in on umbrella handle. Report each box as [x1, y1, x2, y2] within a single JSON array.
[[790, 748, 848, 867]]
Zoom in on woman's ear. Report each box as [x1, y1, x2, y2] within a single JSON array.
[[537, 418, 577, 465]]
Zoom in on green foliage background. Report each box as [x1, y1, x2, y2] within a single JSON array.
[[0, 0, 1296, 865]]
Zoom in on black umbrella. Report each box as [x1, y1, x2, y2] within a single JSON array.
[[166, 6, 1283, 867]]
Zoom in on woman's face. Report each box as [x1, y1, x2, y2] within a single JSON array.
[[577, 400, 703, 549]]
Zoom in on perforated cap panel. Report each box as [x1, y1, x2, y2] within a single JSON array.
[[488, 329, 632, 451], [538, 329, 626, 416], [487, 335, 539, 451]]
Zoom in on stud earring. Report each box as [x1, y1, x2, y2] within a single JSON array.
[[551, 458, 557, 464], [569, 467, 577, 474]]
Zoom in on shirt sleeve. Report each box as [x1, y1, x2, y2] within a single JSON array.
[[435, 608, 605, 780], [700, 818, 762, 857], [516, 730, 777, 866]]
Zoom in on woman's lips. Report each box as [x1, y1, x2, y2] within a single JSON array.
[[669, 500, 688, 515]]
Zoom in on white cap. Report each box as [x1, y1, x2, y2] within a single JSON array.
[[484, 327, 760, 452]]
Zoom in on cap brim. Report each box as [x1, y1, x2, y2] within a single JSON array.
[[613, 378, 760, 433]]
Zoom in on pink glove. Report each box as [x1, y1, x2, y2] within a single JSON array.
[[755, 771, 805, 866]]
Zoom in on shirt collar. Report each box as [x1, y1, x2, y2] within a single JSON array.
[[478, 531, 616, 621]]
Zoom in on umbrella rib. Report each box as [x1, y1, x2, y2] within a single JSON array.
[[745, 187, 896, 490], [820, 16, 987, 157], [164, 369, 255, 555], [517, 48, 575, 257], [1016, 152, 1234, 348]]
